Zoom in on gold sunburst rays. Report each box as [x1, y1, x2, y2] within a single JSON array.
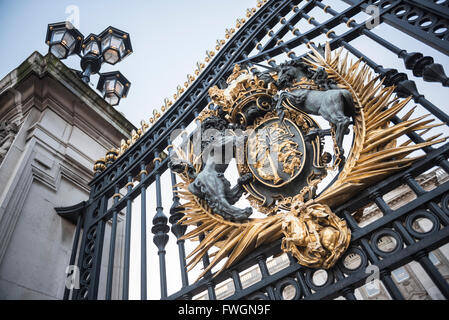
[[303, 43, 447, 207]]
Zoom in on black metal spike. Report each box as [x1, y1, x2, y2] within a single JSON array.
[[422, 63, 449, 86], [395, 79, 422, 99]]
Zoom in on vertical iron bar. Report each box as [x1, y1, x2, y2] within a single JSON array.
[[177, 241, 189, 288], [197, 230, 216, 300], [88, 196, 107, 300], [167, 140, 189, 288], [369, 194, 407, 299], [89, 225, 106, 299], [122, 175, 134, 299], [105, 186, 120, 300], [287, 254, 311, 297], [72, 202, 95, 300], [334, 266, 357, 300], [391, 116, 433, 153], [63, 213, 83, 300], [152, 152, 169, 298], [436, 155, 449, 173], [343, 210, 360, 231], [207, 283, 217, 300], [257, 255, 276, 299], [231, 270, 243, 293], [140, 163, 148, 300], [295, 271, 311, 298]]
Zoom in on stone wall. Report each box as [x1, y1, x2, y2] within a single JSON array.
[[0, 52, 134, 299]]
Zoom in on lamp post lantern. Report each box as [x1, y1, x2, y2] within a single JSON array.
[[45, 22, 133, 106], [98, 26, 133, 65]]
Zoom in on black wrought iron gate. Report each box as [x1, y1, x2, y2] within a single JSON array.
[[61, 0, 449, 300]]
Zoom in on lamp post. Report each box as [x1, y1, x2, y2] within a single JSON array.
[[45, 22, 133, 106]]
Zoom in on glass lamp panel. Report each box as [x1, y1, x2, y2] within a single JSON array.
[[104, 49, 119, 64], [115, 81, 124, 96], [83, 42, 92, 55], [51, 30, 65, 42], [110, 35, 123, 50], [104, 79, 116, 93], [68, 43, 76, 55], [91, 42, 100, 55], [85, 41, 99, 55], [50, 44, 67, 59], [62, 32, 75, 48], [62, 32, 76, 55], [119, 41, 126, 58], [105, 93, 119, 106], [101, 35, 111, 51]]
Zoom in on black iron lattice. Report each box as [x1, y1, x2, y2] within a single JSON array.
[[60, 0, 449, 300]]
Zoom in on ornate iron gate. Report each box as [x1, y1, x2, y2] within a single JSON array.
[[61, 0, 449, 300]]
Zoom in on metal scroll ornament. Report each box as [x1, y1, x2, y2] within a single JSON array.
[[169, 43, 445, 280]]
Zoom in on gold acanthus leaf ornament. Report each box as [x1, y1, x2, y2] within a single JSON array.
[[171, 43, 446, 281]]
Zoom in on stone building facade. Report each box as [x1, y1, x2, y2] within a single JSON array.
[[0, 52, 135, 299]]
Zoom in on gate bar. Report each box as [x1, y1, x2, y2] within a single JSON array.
[[105, 185, 120, 300], [140, 163, 148, 300], [122, 174, 134, 299], [63, 213, 83, 300], [152, 153, 169, 298]]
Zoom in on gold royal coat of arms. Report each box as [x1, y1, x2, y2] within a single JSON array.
[[168, 43, 445, 281]]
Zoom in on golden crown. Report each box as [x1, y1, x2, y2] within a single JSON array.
[[207, 64, 277, 124]]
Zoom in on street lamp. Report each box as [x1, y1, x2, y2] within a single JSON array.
[[98, 26, 132, 65], [97, 71, 130, 106], [45, 22, 133, 106], [45, 22, 83, 59], [80, 34, 102, 83]]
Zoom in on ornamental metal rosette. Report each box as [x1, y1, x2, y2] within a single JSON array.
[[169, 43, 446, 281]]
